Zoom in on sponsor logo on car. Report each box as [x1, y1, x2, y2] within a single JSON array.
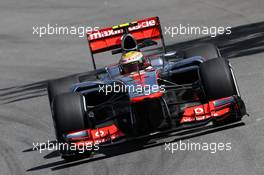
[[88, 19, 157, 40]]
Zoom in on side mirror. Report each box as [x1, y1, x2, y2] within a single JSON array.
[[163, 51, 184, 61], [164, 51, 177, 58]]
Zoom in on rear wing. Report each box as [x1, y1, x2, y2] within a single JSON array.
[[87, 16, 166, 69]]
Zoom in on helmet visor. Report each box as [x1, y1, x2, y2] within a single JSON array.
[[123, 61, 143, 73]]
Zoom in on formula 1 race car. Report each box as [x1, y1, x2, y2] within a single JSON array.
[[47, 16, 246, 159]]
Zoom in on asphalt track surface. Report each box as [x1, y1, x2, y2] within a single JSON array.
[[0, 0, 264, 175]]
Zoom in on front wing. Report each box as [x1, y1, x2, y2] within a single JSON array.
[[63, 95, 246, 152]]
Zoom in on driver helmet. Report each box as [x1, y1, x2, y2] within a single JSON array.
[[120, 51, 147, 74]]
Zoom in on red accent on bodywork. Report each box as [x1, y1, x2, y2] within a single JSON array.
[[180, 97, 233, 124], [129, 70, 163, 103], [87, 17, 161, 54], [130, 91, 163, 103], [131, 72, 146, 85], [67, 124, 124, 146]]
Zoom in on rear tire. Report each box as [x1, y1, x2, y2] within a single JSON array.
[[184, 43, 221, 60], [199, 58, 237, 101]]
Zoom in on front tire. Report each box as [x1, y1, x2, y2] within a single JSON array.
[[52, 93, 91, 159], [53, 93, 87, 141], [47, 76, 79, 105], [199, 58, 237, 101], [199, 58, 241, 125]]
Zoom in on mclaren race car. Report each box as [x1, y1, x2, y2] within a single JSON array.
[[47, 16, 246, 159]]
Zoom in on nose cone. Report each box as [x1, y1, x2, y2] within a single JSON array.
[[119, 70, 163, 102]]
